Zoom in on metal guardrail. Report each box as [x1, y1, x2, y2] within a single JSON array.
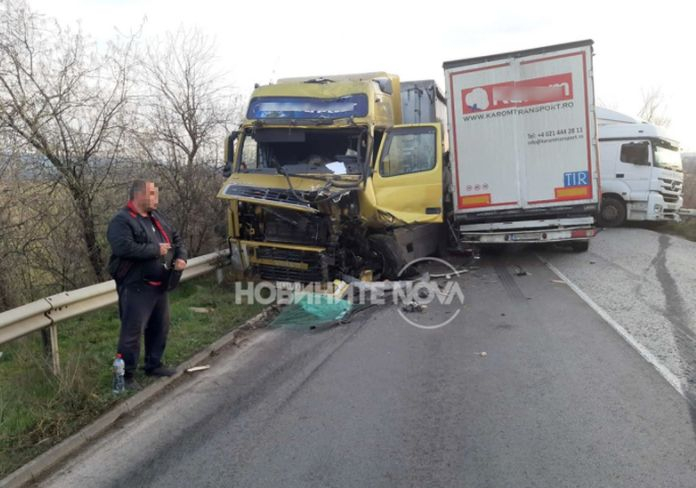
[[0, 249, 230, 374]]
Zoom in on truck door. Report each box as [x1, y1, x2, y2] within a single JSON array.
[[371, 124, 444, 223], [616, 140, 652, 200]]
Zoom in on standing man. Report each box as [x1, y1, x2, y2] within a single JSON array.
[[107, 180, 187, 389]]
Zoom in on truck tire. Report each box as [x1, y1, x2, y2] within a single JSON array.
[[368, 234, 408, 280], [599, 196, 626, 227], [570, 240, 590, 252]]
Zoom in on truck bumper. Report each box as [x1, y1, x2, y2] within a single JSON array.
[[642, 193, 682, 222], [459, 217, 596, 244]]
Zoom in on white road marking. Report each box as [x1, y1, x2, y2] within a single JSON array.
[[537, 254, 688, 402]]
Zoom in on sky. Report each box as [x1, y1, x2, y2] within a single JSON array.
[[30, 0, 696, 151]]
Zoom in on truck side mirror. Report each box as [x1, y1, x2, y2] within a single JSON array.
[[222, 131, 239, 177]]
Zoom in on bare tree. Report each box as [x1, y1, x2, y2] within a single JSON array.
[[638, 87, 671, 128], [134, 28, 241, 255], [0, 0, 136, 281]]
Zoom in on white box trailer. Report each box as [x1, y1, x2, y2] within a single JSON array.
[[443, 40, 600, 251]]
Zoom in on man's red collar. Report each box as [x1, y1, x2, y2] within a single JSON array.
[[126, 200, 145, 218]]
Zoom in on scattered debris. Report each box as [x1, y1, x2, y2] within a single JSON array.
[[359, 269, 373, 282], [401, 301, 427, 313], [551, 279, 565, 284], [185, 365, 211, 373], [512, 265, 529, 276], [479, 352, 488, 357], [270, 292, 352, 329], [430, 267, 469, 279], [189, 307, 212, 314], [501, 313, 506, 317], [589, 261, 596, 265]]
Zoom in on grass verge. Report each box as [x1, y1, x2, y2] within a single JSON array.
[[0, 273, 263, 478], [623, 219, 696, 242], [657, 219, 696, 242]]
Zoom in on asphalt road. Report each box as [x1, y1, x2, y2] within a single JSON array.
[[541, 227, 696, 393], [39, 247, 696, 487]]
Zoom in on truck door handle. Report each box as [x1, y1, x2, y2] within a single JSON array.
[[616, 173, 624, 178]]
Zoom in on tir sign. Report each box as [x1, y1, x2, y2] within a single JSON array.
[[564, 171, 589, 187]]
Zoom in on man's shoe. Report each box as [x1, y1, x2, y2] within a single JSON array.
[[145, 366, 177, 377], [124, 376, 141, 391]]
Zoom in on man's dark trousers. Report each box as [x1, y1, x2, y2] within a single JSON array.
[[117, 282, 170, 376]]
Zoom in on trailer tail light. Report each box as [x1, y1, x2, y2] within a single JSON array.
[[571, 229, 595, 238]]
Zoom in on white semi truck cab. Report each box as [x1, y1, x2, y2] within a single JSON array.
[[597, 107, 683, 226]]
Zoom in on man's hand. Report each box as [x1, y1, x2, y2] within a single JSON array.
[[159, 243, 171, 256], [174, 259, 187, 271]]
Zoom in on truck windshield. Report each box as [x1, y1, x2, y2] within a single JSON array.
[[653, 140, 682, 172], [236, 128, 366, 176], [247, 95, 368, 120]]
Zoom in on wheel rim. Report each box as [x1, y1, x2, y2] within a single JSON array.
[[602, 205, 618, 221]]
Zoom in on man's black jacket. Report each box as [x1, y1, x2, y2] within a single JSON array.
[[107, 205, 187, 287]]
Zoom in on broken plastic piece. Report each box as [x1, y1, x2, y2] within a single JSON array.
[[185, 365, 211, 373], [189, 307, 212, 314]]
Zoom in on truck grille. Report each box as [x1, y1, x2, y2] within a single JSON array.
[[659, 178, 682, 203], [253, 247, 325, 282], [263, 208, 329, 246]]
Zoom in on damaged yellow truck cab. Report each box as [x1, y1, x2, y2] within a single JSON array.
[[217, 72, 447, 281]]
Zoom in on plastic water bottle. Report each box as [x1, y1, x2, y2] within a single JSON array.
[[112, 353, 125, 394]]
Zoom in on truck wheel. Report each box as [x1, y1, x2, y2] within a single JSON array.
[[599, 197, 626, 227], [570, 240, 590, 252], [368, 234, 408, 280]]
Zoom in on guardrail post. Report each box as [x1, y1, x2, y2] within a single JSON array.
[[216, 268, 224, 285], [41, 325, 60, 376]]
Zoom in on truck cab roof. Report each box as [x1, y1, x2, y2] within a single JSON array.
[[599, 121, 679, 147], [596, 107, 641, 125], [246, 72, 402, 127], [597, 107, 679, 147]]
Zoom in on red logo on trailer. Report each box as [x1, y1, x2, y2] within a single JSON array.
[[461, 73, 573, 114]]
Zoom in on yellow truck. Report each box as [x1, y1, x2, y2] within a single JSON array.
[[218, 73, 448, 281], [218, 41, 600, 282]]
